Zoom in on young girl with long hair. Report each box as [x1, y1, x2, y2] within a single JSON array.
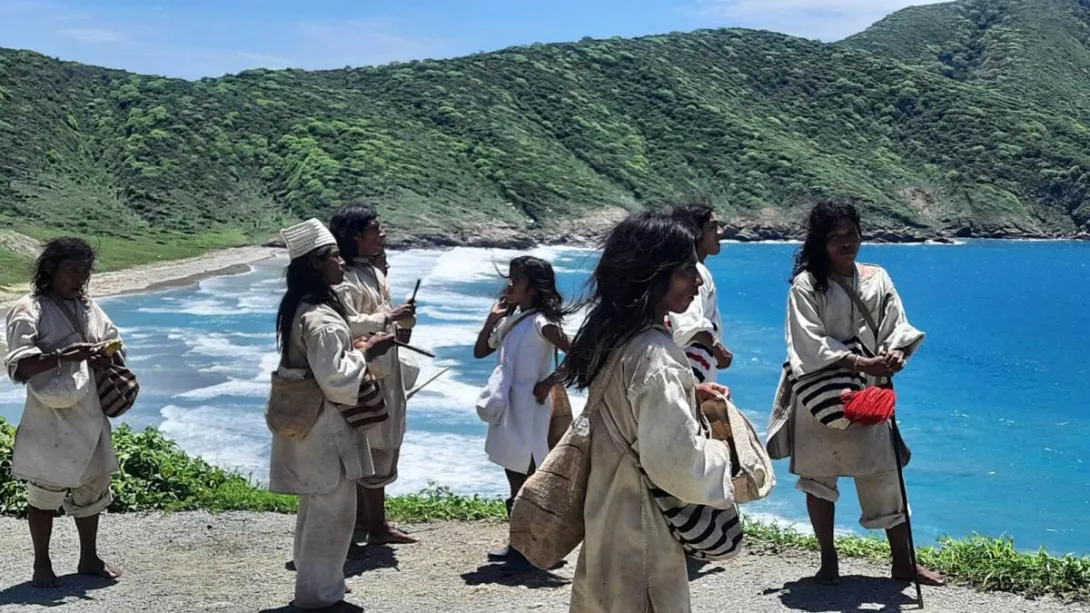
[[268, 218, 393, 610], [765, 198, 945, 587], [473, 255, 570, 570], [562, 212, 736, 613]]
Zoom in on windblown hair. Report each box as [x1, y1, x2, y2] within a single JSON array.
[[791, 197, 862, 293], [502, 256, 568, 324], [561, 211, 697, 390], [275, 245, 345, 352], [33, 237, 96, 298], [329, 203, 378, 262]]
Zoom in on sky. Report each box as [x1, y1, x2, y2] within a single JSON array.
[[0, 0, 949, 80]]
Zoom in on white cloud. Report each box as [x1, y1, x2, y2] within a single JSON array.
[[60, 27, 124, 43], [689, 0, 951, 41]]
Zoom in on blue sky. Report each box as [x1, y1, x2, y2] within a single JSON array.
[[0, 0, 945, 79]]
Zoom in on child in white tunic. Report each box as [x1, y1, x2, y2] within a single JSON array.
[[4, 238, 124, 588], [562, 212, 737, 613], [473, 256, 570, 571], [666, 201, 733, 383], [330, 204, 418, 546], [764, 199, 945, 588], [269, 219, 395, 610]]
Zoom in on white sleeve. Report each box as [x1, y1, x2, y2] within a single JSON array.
[[631, 367, 734, 508]]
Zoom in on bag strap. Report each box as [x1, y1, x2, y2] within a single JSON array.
[[829, 273, 880, 344], [48, 296, 90, 343]]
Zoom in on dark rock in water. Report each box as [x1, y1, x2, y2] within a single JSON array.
[[929, 237, 956, 244]]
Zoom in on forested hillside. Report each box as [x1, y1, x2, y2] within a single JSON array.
[[1, 0, 1088, 282]]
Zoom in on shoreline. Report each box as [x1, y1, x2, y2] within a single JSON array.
[[0, 246, 277, 312], [3, 231, 1085, 312]]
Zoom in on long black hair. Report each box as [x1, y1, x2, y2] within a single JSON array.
[[791, 197, 862, 293], [669, 199, 715, 239], [33, 237, 95, 298], [329, 203, 378, 262], [561, 211, 697, 390], [504, 256, 567, 324], [275, 245, 345, 352]]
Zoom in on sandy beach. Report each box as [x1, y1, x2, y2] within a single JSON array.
[[0, 246, 279, 312]]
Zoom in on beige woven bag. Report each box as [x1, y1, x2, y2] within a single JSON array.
[[265, 368, 324, 440], [509, 354, 618, 570], [701, 393, 776, 504]]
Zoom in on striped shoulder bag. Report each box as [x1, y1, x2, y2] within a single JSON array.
[[52, 297, 139, 418], [597, 387, 743, 561]]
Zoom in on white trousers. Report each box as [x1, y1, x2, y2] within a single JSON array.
[[293, 476, 356, 609]]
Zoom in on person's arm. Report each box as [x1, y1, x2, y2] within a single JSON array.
[[632, 367, 734, 508], [473, 299, 510, 359]]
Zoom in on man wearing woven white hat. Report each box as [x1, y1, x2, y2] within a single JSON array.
[[267, 218, 395, 610]]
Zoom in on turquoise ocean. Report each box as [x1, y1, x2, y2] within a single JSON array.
[[2, 241, 1088, 554]]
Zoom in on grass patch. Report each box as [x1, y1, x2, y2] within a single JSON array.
[[1, 417, 1087, 601]]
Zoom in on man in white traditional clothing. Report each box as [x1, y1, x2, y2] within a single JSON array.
[[666, 200, 733, 384], [330, 204, 418, 545], [3, 238, 124, 587], [269, 218, 394, 610], [765, 199, 945, 588]]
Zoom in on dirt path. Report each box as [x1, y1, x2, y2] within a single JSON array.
[[0, 512, 1082, 612]]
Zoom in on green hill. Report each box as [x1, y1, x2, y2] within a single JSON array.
[[2, 0, 1089, 284]]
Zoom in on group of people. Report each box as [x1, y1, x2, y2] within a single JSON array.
[[2, 196, 945, 612]]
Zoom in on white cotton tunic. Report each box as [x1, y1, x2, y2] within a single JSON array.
[[268, 302, 375, 496], [666, 261, 723, 381], [3, 294, 120, 488], [335, 259, 407, 452], [484, 311, 555, 474], [571, 327, 735, 613], [765, 264, 925, 478]]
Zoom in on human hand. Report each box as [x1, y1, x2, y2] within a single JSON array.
[[695, 382, 731, 404], [489, 298, 512, 321], [359, 333, 395, 360], [389, 302, 416, 323], [57, 342, 100, 363], [857, 356, 894, 378], [713, 342, 733, 369], [533, 380, 553, 404], [883, 350, 906, 373]]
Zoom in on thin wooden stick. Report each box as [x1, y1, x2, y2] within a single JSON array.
[[406, 367, 450, 400], [393, 339, 435, 358]]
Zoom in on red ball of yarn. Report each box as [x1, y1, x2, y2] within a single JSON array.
[[842, 387, 896, 425]]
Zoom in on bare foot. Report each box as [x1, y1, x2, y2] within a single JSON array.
[[32, 564, 59, 588], [367, 525, 417, 545], [813, 563, 840, 586], [893, 564, 946, 587], [345, 582, 353, 594], [77, 557, 122, 581]]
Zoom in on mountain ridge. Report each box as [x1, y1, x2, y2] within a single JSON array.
[[1, 0, 1089, 283]]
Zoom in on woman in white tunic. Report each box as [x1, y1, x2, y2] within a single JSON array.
[[330, 204, 417, 545], [765, 199, 945, 587], [562, 212, 736, 613], [269, 219, 394, 611], [4, 238, 123, 587], [666, 201, 733, 383], [473, 256, 570, 572]]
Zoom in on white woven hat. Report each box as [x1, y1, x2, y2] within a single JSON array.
[[281, 218, 336, 260]]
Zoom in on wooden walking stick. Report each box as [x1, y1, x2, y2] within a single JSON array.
[[889, 414, 924, 608]]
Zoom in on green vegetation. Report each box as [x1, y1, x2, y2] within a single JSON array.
[[2, 0, 1090, 269], [1, 416, 1088, 601]]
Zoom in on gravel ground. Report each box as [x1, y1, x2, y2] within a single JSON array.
[[0, 512, 1084, 613]]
